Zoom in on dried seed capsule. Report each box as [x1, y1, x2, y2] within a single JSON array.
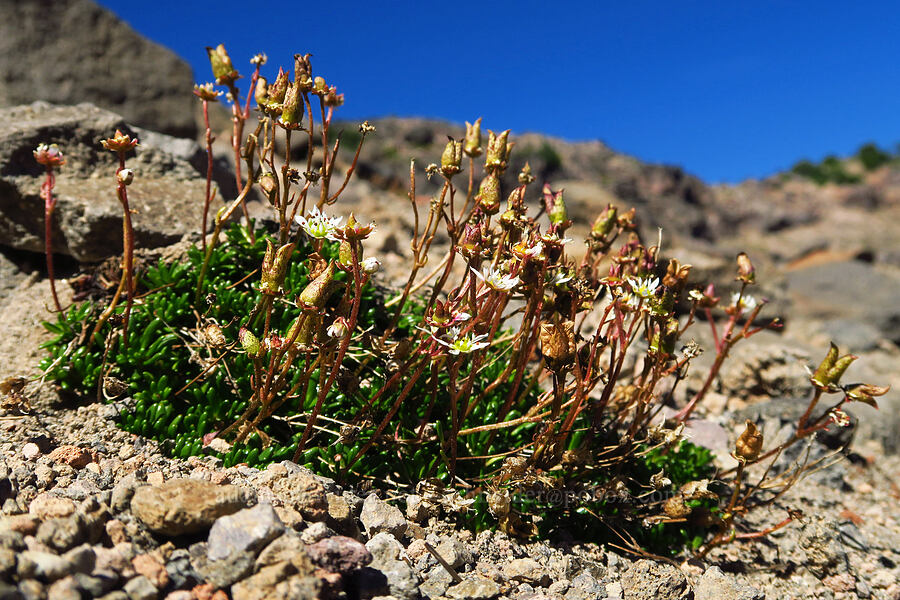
[[204, 323, 226, 348], [440, 138, 463, 178], [734, 420, 763, 462], [539, 320, 576, 372], [206, 44, 238, 86], [464, 118, 483, 157], [239, 327, 261, 357], [477, 173, 501, 215]]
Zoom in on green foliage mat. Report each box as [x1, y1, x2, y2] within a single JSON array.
[[40, 224, 540, 479]]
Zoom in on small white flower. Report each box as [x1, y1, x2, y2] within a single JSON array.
[[295, 206, 343, 240], [828, 408, 851, 428], [362, 257, 381, 274], [117, 168, 134, 185], [628, 276, 660, 300], [731, 292, 757, 311], [327, 318, 349, 339], [520, 241, 544, 258], [619, 291, 641, 310], [433, 326, 490, 355], [550, 270, 573, 287], [472, 266, 519, 292], [688, 289, 705, 302]]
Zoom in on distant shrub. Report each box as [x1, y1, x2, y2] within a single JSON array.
[[856, 142, 891, 171], [791, 159, 828, 184], [537, 142, 563, 173], [791, 156, 861, 185]]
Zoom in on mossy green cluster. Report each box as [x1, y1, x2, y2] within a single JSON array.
[[39, 223, 540, 479]]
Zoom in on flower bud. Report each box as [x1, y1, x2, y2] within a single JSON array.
[[464, 118, 483, 157], [286, 314, 318, 351], [327, 317, 350, 339], [477, 173, 501, 215], [206, 44, 239, 86], [239, 327, 261, 357], [116, 168, 134, 186], [649, 318, 679, 357], [362, 257, 381, 274], [338, 239, 361, 268], [460, 221, 482, 258], [734, 420, 763, 462], [736, 252, 755, 284], [254, 77, 268, 107], [314, 76, 327, 93], [546, 186, 569, 228], [440, 138, 463, 179]]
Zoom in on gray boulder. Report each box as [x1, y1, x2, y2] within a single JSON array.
[[0, 102, 221, 262], [0, 0, 196, 138], [787, 260, 900, 345]]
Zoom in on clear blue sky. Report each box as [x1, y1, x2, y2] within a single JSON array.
[[99, 1, 898, 184]]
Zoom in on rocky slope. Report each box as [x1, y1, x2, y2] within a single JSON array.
[[0, 0, 197, 139]]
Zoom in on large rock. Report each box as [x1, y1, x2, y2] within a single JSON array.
[[695, 566, 764, 600], [787, 259, 900, 345], [360, 494, 407, 539], [206, 503, 284, 562], [0, 102, 220, 261], [130, 479, 250, 536], [0, 0, 196, 138], [619, 559, 691, 600]]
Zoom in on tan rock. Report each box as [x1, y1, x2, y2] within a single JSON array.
[[133, 553, 169, 589], [130, 478, 249, 535], [29, 493, 76, 520], [47, 445, 93, 469]]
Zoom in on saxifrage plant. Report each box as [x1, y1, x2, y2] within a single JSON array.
[[38, 45, 889, 558]]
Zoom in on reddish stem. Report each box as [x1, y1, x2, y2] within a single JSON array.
[[201, 100, 214, 250], [42, 168, 63, 312]]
